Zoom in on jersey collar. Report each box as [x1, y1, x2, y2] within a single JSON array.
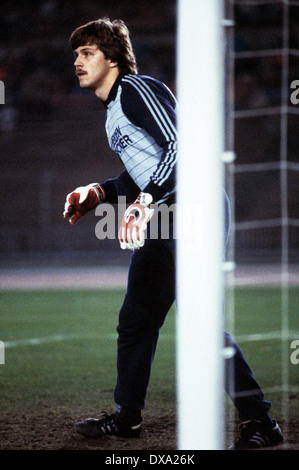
[[103, 73, 125, 108]]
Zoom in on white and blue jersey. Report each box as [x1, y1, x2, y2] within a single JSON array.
[[101, 74, 177, 205]]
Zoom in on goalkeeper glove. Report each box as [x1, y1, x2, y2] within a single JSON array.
[[119, 192, 154, 250], [63, 183, 105, 225]]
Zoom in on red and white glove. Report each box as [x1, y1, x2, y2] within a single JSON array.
[[119, 192, 154, 250], [63, 183, 105, 225]]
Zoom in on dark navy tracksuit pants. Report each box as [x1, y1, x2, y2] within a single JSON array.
[[114, 192, 271, 421]]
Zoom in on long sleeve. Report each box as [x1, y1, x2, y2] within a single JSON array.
[[121, 75, 177, 202], [100, 170, 141, 204]]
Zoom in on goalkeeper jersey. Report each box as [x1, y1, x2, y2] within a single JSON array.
[[102, 73, 177, 205]]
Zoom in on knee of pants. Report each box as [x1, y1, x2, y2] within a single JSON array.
[[117, 297, 169, 343], [224, 331, 236, 348], [117, 300, 152, 340], [224, 331, 240, 360]]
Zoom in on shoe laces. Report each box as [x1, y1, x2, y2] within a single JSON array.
[[98, 411, 120, 434], [240, 419, 262, 434], [239, 419, 271, 446]]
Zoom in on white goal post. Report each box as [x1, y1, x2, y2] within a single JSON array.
[[176, 0, 225, 450]]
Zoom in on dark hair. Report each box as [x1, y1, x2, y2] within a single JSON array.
[[69, 18, 138, 75]]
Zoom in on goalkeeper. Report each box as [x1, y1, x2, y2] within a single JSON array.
[[63, 18, 283, 449]]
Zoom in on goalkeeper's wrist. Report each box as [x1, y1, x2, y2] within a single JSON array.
[[136, 192, 153, 207], [93, 184, 106, 202]]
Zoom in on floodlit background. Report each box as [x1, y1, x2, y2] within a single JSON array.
[[0, 0, 298, 266]]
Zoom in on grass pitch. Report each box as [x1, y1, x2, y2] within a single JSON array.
[[0, 287, 298, 449], [0, 289, 175, 415]]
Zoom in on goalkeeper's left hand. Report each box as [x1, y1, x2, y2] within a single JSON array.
[[119, 192, 154, 250]]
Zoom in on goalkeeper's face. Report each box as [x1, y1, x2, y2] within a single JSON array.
[[73, 44, 118, 97]]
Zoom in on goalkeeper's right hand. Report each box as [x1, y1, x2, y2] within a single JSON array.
[[63, 183, 105, 225]]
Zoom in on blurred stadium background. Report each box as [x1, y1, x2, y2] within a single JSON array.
[[0, 0, 298, 273], [0, 0, 176, 271]]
